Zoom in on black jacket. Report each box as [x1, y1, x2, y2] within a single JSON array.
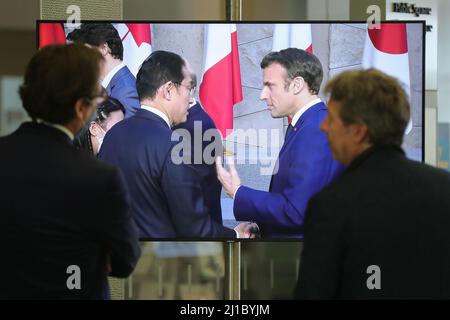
[[0, 122, 140, 299], [295, 146, 450, 299]]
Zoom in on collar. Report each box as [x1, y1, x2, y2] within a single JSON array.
[[35, 118, 74, 140], [189, 98, 197, 109], [140, 104, 171, 128], [291, 98, 322, 127], [102, 61, 126, 89]]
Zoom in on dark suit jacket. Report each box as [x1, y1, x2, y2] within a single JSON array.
[[99, 108, 236, 239], [172, 102, 223, 225], [106, 65, 140, 118], [0, 122, 140, 299], [234, 101, 344, 238], [295, 146, 450, 299]]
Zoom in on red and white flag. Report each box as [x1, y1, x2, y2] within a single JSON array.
[[199, 24, 243, 137], [362, 23, 412, 134], [272, 24, 313, 124], [114, 23, 152, 77], [272, 24, 313, 53], [39, 23, 66, 48]]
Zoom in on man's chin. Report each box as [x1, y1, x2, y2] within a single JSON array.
[[270, 112, 284, 119], [270, 111, 283, 119]]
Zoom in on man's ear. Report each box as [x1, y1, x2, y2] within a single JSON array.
[[161, 82, 173, 101], [74, 98, 93, 123], [351, 123, 369, 144], [99, 43, 110, 57], [89, 121, 98, 137], [292, 77, 305, 95]]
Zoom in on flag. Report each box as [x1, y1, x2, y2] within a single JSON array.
[[272, 24, 313, 53], [113, 23, 152, 77], [199, 24, 243, 137], [39, 23, 66, 48], [362, 23, 412, 134], [272, 24, 313, 124]]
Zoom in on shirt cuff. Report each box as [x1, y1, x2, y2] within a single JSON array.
[[233, 185, 242, 199]]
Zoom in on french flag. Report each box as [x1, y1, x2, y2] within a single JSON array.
[[272, 24, 313, 53], [114, 23, 152, 77], [199, 24, 243, 137], [362, 23, 412, 134]]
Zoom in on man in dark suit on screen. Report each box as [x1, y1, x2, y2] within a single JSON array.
[[0, 44, 140, 299], [99, 50, 253, 239], [172, 90, 224, 226], [67, 23, 140, 118], [295, 69, 450, 299]]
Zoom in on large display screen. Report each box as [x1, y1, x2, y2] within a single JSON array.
[[37, 21, 425, 240]]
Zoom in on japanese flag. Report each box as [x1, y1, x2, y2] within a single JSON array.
[[362, 23, 412, 134]]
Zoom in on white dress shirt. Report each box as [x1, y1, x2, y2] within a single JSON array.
[[140, 104, 171, 128]]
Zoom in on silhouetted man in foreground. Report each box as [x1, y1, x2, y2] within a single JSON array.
[[295, 69, 450, 299], [0, 44, 140, 299]]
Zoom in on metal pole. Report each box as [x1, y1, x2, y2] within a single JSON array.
[[226, 0, 242, 21], [224, 241, 241, 299]]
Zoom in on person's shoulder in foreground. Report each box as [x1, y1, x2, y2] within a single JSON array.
[[0, 43, 140, 299], [295, 68, 450, 299]]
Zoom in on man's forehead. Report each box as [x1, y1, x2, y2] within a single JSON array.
[[182, 65, 193, 82]]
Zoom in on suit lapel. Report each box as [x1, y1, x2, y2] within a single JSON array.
[[269, 102, 326, 191]]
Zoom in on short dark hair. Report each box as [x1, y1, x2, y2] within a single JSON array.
[[66, 28, 85, 43], [69, 23, 123, 60], [136, 50, 186, 101], [19, 43, 103, 125], [260, 48, 323, 95], [73, 97, 125, 154], [325, 68, 410, 147], [95, 96, 126, 128]]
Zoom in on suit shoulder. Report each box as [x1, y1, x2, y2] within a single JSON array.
[[105, 115, 175, 151], [305, 105, 328, 125], [405, 158, 450, 184], [113, 67, 136, 84], [70, 146, 118, 174]]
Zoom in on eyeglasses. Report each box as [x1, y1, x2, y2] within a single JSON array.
[[175, 82, 196, 96]]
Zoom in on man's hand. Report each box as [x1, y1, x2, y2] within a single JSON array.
[[216, 156, 241, 198]]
